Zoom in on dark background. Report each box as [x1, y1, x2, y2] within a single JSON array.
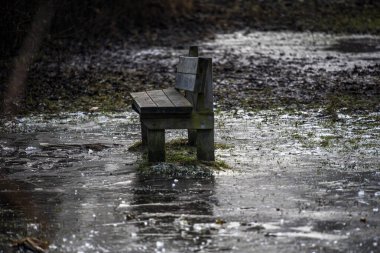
[[2, 0, 379, 57], [1, 0, 379, 115]]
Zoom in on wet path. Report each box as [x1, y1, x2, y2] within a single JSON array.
[[1, 31, 380, 252], [1, 108, 379, 252]]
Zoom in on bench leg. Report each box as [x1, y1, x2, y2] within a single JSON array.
[[141, 121, 147, 146], [188, 129, 197, 146], [147, 129, 165, 162], [196, 129, 215, 161]]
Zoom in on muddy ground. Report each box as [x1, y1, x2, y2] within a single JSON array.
[[3, 32, 378, 116], [0, 30, 379, 252], [1, 1, 380, 115]]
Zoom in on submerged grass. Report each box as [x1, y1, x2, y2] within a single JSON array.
[[323, 93, 380, 122], [128, 138, 232, 176], [128, 141, 144, 152]]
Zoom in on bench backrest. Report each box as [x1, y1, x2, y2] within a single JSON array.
[[175, 47, 213, 113], [175, 57, 199, 92]]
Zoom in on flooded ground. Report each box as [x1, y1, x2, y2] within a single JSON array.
[[1, 32, 380, 252], [1, 108, 379, 253]]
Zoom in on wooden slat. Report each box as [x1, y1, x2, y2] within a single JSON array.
[[175, 73, 197, 91], [197, 129, 215, 161], [147, 129, 165, 162], [130, 91, 157, 113], [131, 89, 192, 114], [142, 113, 214, 130], [146, 90, 174, 107], [186, 47, 199, 145], [163, 88, 192, 107], [177, 57, 198, 74]]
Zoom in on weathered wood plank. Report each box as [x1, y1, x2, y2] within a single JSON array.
[[130, 91, 157, 113], [163, 88, 193, 107], [177, 57, 198, 74], [188, 130, 197, 145], [140, 106, 192, 114], [147, 129, 165, 162], [131, 89, 192, 114], [175, 73, 197, 91], [196, 129, 215, 161], [187, 47, 199, 146], [140, 112, 194, 119], [195, 57, 213, 112], [142, 113, 214, 130], [146, 90, 174, 108], [141, 121, 147, 146]]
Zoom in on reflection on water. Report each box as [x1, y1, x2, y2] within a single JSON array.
[[124, 174, 216, 252], [0, 177, 61, 251], [327, 37, 380, 53], [0, 112, 221, 252]]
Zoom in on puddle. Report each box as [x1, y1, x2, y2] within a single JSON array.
[[327, 37, 380, 53], [203, 31, 380, 71], [0, 107, 379, 252]]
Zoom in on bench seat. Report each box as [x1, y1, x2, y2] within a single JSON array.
[[130, 87, 192, 114]]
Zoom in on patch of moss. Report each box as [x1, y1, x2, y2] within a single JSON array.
[[128, 141, 144, 152], [129, 138, 232, 174], [201, 160, 230, 170], [320, 137, 332, 148], [324, 93, 380, 122], [215, 143, 233, 150], [344, 137, 361, 150], [137, 162, 214, 178], [167, 149, 197, 165], [320, 135, 343, 148], [291, 133, 305, 141], [166, 138, 191, 148]]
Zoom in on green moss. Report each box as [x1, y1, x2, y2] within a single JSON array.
[[129, 138, 232, 174], [291, 133, 304, 141], [344, 137, 361, 150], [201, 160, 230, 170], [128, 141, 144, 152], [320, 137, 331, 148], [167, 149, 197, 165], [137, 162, 215, 178], [324, 93, 380, 122], [166, 138, 191, 148], [291, 131, 350, 150], [215, 143, 233, 150], [320, 135, 343, 148]]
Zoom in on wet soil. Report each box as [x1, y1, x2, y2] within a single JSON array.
[[2, 32, 378, 115], [1, 32, 380, 252]]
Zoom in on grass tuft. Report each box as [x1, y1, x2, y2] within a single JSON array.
[[129, 138, 232, 174]]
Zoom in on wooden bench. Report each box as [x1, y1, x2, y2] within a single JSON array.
[[130, 46, 214, 162]]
